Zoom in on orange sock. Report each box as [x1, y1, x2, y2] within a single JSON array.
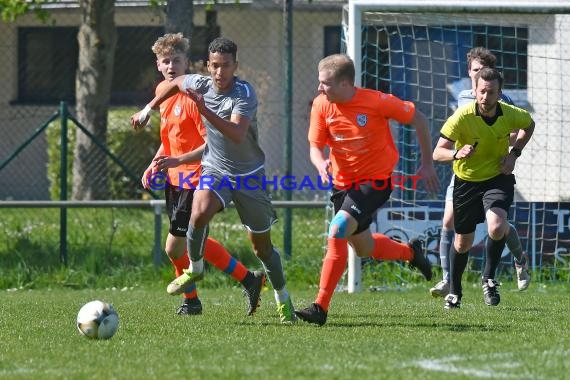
[[369, 233, 413, 261], [315, 237, 349, 311], [204, 237, 248, 283], [169, 253, 197, 300]]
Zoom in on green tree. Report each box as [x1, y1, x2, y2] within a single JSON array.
[[72, 0, 117, 200], [1, 0, 199, 200]]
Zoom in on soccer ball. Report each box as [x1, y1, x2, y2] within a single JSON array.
[[76, 300, 119, 340]]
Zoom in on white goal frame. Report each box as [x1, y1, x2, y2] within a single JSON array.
[[344, 0, 570, 293]]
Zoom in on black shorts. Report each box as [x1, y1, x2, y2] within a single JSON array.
[[165, 184, 194, 237], [331, 178, 392, 235], [453, 174, 515, 234]]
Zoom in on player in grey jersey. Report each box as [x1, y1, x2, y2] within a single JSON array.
[[132, 37, 296, 324]]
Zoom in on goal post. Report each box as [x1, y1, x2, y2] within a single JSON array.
[[343, 0, 570, 292]]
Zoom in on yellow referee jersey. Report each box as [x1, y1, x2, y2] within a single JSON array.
[[440, 101, 532, 181]]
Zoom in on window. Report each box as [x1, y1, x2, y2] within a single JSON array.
[[324, 26, 341, 57], [17, 26, 214, 105], [18, 27, 78, 104]]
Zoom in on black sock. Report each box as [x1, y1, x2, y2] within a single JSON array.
[[241, 271, 255, 287], [449, 244, 469, 298], [483, 235, 506, 281]]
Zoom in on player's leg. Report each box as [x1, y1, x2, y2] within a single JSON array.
[[445, 176, 483, 309], [446, 231, 474, 309], [248, 230, 295, 323], [347, 178, 432, 280], [431, 177, 455, 297], [505, 223, 530, 290], [362, 232, 432, 280], [166, 188, 222, 295], [232, 173, 296, 324], [294, 183, 359, 326], [481, 174, 515, 306], [203, 237, 266, 315], [163, 185, 202, 315]]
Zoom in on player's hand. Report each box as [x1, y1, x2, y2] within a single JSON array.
[[141, 164, 156, 189], [152, 155, 179, 171], [186, 88, 207, 113], [454, 143, 478, 160], [500, 153, 517, 174], [317, 159, 332, 184], [130, 110, 150, 130], [416, 163, 440, 194]]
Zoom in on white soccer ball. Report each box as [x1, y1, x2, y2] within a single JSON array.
[[76, 300, 119, 340]]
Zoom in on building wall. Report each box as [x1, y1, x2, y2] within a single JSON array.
[[0, 4, 343, 200]]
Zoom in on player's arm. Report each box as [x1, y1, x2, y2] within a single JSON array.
[[433, 135, 477, 163], [409, 109, 440, 193], [500, 119, 535, 174], [501, 95, 518, 146], [185, 88, 250, 143], [433, 136, 456, 163], [130, 75, 188, 130], [141, 144, 166, 189], [173, 143, 206, 166], [309, 144, 331, 184], [153, 144, 206, 172], [511, 120, 535, 153]]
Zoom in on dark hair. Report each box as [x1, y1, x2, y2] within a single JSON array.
[[467, 47, 497, 70], [208, 37, 237, 61], [474, 67, 503, 90]]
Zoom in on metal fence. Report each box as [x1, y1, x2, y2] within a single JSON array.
[[0, 1, 346, 202]]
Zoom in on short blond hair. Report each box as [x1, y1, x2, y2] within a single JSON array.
[[318, 54, 355, 84], [151, 33, 189, 57]]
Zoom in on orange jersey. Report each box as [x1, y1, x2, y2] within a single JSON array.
[[308, 88, 416, 186], [156, 80, 206, 188]]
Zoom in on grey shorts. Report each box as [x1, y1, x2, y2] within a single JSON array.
[[198, 167, 278, 233]]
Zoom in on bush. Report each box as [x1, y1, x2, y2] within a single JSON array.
[[46, 106, 161, 200]]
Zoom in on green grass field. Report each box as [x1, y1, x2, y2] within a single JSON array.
[[1, 284, 568, 380]]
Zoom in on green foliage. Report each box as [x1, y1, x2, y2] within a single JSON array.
[[0, 0, 54, 22], [106, 108, 162, 199], [1, 205, 569, 290], [0, 206, 330, 290], [46, 107, 161, 200], [1, 286, 569, 379]]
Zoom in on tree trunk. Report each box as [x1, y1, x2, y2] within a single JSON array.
[[72, 0, 117, 200], [165, 0, 194, 39]]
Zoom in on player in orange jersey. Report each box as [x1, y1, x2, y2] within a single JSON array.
[[295, 54, 440, 326], [136, 33, 265, 316]]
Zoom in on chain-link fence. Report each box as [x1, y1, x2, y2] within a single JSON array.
[[0, 1, 347, 271], [0, 1, 346, 202]]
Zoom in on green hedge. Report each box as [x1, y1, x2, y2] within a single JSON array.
[[46, 107, 161, 200]]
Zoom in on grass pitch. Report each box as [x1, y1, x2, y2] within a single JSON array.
[[1, 284, 568, 380]]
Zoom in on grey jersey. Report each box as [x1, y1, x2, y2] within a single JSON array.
[[182, 74, 265, 175]]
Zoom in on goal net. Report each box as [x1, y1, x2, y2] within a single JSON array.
[[341, 0, 570, 291]]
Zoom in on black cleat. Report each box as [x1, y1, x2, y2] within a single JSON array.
[[243, 270, 266, 316], [482, 279, 501, 306], [176, 298, 203, 315], [295, 303, 327, 326], [444, 294, 461, 309], [408, 238, 432, 281]]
